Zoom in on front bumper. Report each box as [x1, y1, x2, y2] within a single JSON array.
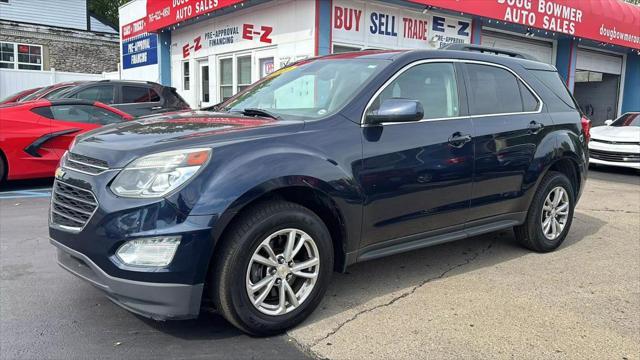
[[52, 238, 203, 320]]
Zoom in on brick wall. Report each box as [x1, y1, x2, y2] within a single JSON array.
[[0, 21, 119, 74]]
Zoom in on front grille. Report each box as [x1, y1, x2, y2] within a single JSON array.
[[590, 149, 640, 163], [591, 138, 640, 146], [50, 181, 98, 231], [64, 153, 109, 175]]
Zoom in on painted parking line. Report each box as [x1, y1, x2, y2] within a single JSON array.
[[0, 189, 52, 199]]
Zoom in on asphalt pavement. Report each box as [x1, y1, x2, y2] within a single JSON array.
[[1, 166, 639, 359]]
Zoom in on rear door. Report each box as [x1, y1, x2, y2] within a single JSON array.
[[116, 84, 163, 116], [462, 62, 552, 223]]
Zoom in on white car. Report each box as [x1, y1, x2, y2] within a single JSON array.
[[589, 112, 640, 170]]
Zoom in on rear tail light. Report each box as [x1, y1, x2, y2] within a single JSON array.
[[581, 116, 591, 142]]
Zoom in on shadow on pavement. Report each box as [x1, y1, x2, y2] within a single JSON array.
[[136, 310, 244, 340], [0, 177, 54, 192], [589, 164, 639, 185], [140, 211, 605, 338], [298, 211, 606, 325]]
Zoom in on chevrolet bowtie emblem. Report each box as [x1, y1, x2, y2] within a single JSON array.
[[55, 167, 65, 179]]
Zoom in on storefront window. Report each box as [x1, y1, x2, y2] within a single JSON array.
[[183, 62, 190, 91], [0, 42, 14, 69], [237, 55, 252, 93], [259, 57, 274, 78], [333, 44, 361, 54], [0, 42, 42, 70], [219, 58, 233, 101]]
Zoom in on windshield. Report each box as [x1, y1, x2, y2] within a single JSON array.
[[222, 59, 389, 120], [611, 113, 640, 127]]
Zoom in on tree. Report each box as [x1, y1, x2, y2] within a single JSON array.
[[88, 0, 130, 29], [623, 0, 639, 5]]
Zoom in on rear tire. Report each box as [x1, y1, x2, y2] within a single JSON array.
[[211, 200, 333, 336], [515, 171, 575, 252]]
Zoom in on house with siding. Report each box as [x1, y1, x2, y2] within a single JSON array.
[[0, 0, 119, 74]]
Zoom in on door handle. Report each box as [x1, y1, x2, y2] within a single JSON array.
[[528, 121, 544, 134], [151, 106, 162, 110], [448, 132, 472, 148]]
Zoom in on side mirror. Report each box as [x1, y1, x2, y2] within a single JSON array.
[[365, 99, 424, 125], [604, 119, 613, 126]]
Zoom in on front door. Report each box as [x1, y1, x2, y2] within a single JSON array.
[[197, 59, 212, 109], [359, 61, 474, 249]]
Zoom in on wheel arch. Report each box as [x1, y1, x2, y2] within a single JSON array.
[[206, 178, 352, 287]]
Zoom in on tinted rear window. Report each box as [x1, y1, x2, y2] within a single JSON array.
[[530, 70, 579, 111]]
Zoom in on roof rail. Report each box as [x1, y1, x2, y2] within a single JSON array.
[[442, 44, 538, 62]]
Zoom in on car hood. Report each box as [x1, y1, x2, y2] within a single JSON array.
[[591, 125, 640, 142], [73, 111, 304, 167]]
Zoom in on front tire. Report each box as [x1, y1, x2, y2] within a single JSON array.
[[515, 171, 575, 252], [211, 200, 333, 336]]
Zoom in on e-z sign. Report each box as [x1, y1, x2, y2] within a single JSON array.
[[182, 23, 273, 58]]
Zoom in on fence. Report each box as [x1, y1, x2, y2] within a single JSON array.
[[0, 68, 121, 99]]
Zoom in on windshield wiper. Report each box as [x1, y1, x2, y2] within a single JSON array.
[[235, 108, 281, 120]]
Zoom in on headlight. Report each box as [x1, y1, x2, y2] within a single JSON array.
[[116, 236, 181, 267], [110, 148, 211, 198]]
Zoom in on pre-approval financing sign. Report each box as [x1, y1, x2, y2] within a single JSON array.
[[122, 34, 158, 69], [410, 0, 640, 49]]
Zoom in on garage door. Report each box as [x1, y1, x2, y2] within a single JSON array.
[[576, 48, 622, 75], [481, 30, 554, 64]]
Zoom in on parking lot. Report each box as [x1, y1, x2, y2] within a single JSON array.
[[1, 167, 639, 360]]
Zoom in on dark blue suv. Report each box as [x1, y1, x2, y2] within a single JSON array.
[[49, 48, 589, 335]]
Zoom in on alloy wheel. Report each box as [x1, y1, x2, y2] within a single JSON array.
[[541, 186, 570, 240], [245, 228, 320, 316]]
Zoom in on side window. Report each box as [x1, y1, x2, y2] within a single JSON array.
[[465, 64, 523, 115], [74, 85, 115, 104], [149, 89, 161, 102], [49, 105, 124, 125], [370, 62, 459, 120], [122, 86, 151, 103], [519, 82, 539, 112]]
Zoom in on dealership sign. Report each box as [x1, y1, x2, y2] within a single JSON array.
[[409, 0, 640, 49], [332, 0, 470, 49], [122, 34, 158, 69], [146, 0, 245, 32], [182, 23, 274, 58]]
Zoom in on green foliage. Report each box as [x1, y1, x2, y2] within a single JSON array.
[[88, 0, 130, 28]]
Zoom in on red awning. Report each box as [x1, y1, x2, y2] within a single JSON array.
[[408, 0, 640, 49]]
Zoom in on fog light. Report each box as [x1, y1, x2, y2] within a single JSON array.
[[116, 236, 181, 267]]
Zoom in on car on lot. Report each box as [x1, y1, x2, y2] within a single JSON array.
[[19, 81, 88, 102], [0, 87, 42, 104], [49, 80, 190, 117], [589, 112, 640, 169], [0, 99, 133, 182], [49, 48, 589, 335]]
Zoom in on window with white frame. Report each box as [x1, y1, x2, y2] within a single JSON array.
[[0, 42, 43, 70], [182, 61, 190, 91], [236, 55, 252, 93], [219, 57, 233, 101], [218, 54, 256, 102]]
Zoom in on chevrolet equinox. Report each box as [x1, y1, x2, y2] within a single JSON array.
[[49, 48, 589, 335]]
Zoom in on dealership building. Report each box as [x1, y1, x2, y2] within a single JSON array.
[[119, 0, 639, 125]]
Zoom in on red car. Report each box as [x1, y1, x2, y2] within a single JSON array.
[[0, 99, 133, 182], [0, 87, 42, 104], [19, 81, 87, 102]]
